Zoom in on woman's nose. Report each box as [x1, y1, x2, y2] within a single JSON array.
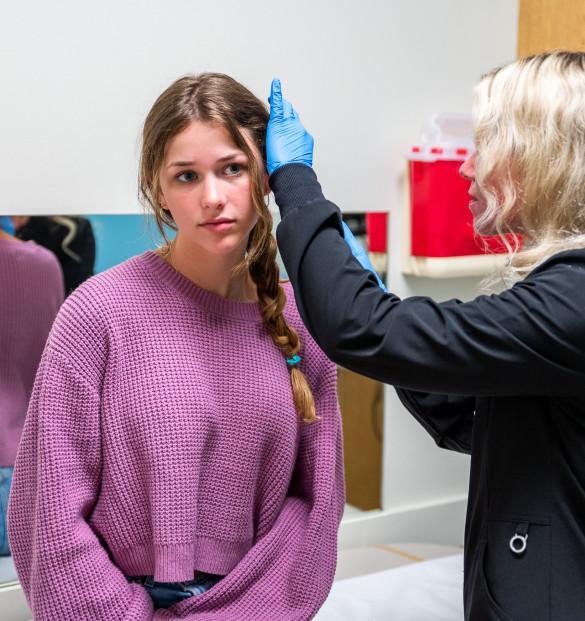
[[459, 151, 477, 181]]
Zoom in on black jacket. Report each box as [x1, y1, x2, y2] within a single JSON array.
[[271, 164, 585, 620]]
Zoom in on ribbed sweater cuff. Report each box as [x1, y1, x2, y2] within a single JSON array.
[[269, 164, 326, 217]]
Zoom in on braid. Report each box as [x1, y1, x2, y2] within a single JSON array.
[[248, 224, 318, 423]]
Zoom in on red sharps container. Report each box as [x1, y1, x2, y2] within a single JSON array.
[[366, 213, 388, 253], [409, 114, 507, 258]]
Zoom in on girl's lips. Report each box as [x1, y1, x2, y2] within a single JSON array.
[[200, 219, 235, 232]]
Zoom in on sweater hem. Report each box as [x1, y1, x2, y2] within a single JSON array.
[[113, 536, 253, 582]]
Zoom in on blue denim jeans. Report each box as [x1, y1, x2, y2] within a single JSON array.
[[128, 573, 222, 609], [0, 467, 14, 556]]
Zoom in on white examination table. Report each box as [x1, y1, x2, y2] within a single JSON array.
[[316, 546, 464, 621]]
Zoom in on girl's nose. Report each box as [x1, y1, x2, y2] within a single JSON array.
[[201, 176, 226, 210]]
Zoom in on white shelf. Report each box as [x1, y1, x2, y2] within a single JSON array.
[[402, 253, 507, 278]]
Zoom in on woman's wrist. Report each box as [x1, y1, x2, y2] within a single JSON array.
[[269, 164, 326, 217]]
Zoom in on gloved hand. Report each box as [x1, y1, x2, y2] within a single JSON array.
[[266, 78, 314, 175], [342, 221, 388, 292]]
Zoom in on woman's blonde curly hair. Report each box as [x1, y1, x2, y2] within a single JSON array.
[[474, 51, 585, 287]]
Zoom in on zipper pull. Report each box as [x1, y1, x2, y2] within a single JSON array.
[[509, 522, 529, 555]]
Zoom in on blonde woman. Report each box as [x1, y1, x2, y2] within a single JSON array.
[[8, 73, 344, 619], [269, 52, 585, 620]]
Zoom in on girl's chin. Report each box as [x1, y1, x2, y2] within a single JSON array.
[[198, 241, 248, 259]]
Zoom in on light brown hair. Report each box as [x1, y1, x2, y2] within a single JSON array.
[[139, 73, 317, 422]]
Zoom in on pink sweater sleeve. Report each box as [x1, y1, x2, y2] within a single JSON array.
[[8, 346, 154, 620], [155, 355, 345, 621]]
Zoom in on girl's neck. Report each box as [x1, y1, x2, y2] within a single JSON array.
[[159, 237, 258, 302]]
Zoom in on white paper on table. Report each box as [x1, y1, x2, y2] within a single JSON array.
[[315, 553, 464, 621]]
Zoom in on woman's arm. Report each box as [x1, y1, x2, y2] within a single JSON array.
[[271, 164, 585, 397], [8, 325, 153, 620], [155, 350, 344, 621], [266, 80, 585, 398], [395, 389, 475, 454]]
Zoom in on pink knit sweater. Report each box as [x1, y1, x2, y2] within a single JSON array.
[[0, 237, 64, 466], [8, 250, 344, 620]]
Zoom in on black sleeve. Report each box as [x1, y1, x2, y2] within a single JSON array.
[[395, 389, 475, 454], [272, 164, 585, 397]]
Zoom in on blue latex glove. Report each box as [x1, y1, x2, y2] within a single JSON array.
[[0, 216, 14, 235], [266, 78, 314, 175], [266, 79, 385, 291], [342, 221, 388, 292]]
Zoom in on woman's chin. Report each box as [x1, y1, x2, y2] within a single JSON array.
[[475, 226, 498, 237], [472, 215, 498, 237]]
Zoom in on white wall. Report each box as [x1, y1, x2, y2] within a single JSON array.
[[2, 1, 518, 217], [0, 0, 519, 545]]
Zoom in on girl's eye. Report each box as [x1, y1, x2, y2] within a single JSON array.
[[176, 171, 197, 183], [225, 163, 243, 176]]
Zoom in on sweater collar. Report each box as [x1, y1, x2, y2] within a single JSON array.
[[142, 250, 264, 323]]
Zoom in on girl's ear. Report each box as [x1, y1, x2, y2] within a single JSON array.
[[262, 171, 270, 196], [158, 189, 168, 211]]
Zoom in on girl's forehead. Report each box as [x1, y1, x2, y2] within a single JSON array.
[[169, 121, 237, 149], [164, 122, 243, 163], [164, 120, 259, 164]]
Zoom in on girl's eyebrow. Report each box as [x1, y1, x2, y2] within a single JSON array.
[[167, 152, 246, 169]]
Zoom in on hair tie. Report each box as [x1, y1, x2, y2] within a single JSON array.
[[286, 354, 301, 368]]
